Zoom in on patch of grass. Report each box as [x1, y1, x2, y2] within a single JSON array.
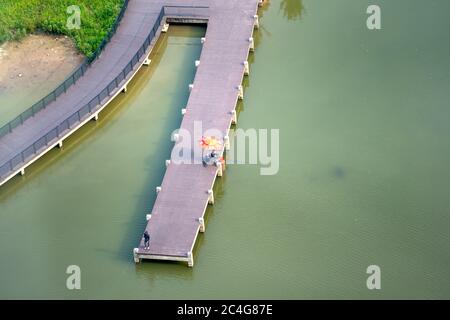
[[0, 0, 124, 57]]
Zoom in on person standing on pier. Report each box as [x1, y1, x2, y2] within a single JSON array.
[[143, 230, 150, 250]]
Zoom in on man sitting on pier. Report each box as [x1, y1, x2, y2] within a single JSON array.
[[200, 136, 222, 167], [202, 150, 218, 167], [143, 230, 150, 250]]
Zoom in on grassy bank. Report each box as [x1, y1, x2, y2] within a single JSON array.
[[0, 0, 124, 57]]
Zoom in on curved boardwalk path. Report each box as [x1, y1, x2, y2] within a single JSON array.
[[0, 0, 265, 267]]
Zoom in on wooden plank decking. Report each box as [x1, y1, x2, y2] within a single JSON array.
[[134, 0, 264, 266]]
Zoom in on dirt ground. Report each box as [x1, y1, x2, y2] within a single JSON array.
[[0, 34, 84, 93]]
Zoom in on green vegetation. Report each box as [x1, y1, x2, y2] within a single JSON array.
[[0, 0, 124, 57]]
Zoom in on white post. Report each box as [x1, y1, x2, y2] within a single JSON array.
[[254, 15, 260, 29], [20, 168, 25, 176], [238, 85, 244, 100], [207, 189, 214, 205], [231, 110, 237, 125], [249, 37, 255, 52], [165, 159, 171, 167], [122, 85, 127, 93], [93, 114, 99, 121], [181, 108, 187, 115], [201, 37, 206, 44], [195, 60, 200, 67], [244, 61, 250, 76], [199, 217, 205, 233], [146, 214, 152, 221], [156, 186, 162, 194], [172, 133, 180, 142], [133, 248, 140, 263], [162, 23, 169, 33], [189, 84, 194, 92], [224, 135, 230, 150], [143, 58, 151, 66], [187, 252, 194, 267], [57, 141, 63, 148], [217, 161, 223, 177]]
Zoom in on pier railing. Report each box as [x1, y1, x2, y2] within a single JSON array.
[[0, 5, 209, 183], [0, 0, 129, 140]]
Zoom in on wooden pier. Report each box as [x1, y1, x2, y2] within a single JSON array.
[[134, 0, 265, 267]]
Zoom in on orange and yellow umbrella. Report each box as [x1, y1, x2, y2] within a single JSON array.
[[199, 136, 222, 150]]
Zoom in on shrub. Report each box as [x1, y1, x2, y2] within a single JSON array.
[[0, 0, 124, 57]]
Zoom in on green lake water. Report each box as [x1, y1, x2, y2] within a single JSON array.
[[0, 1, 449, 299]]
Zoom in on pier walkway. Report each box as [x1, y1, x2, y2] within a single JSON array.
[[134, 0, 264, 267]]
